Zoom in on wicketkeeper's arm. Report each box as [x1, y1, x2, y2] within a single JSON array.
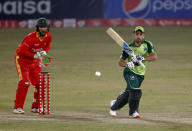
[[16, 38, 36, 58], [44, 35, 52, 53]]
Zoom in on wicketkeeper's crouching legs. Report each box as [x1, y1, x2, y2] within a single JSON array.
[[31, 87, 40, 109], [29, 62, 42, 111], [14, 80, 30, 109]]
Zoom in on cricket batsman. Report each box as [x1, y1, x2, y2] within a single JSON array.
[[13, 18, 52, 114], [109, 26, 158, 118]]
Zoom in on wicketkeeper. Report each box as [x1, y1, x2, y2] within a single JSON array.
[[109, 26, 157, 118], [13, 18, 52, 114]]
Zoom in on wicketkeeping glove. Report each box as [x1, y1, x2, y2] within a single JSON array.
[[34, 52, 52, 67], [41, 55, 52, 66], [34, 52, 42, 59], [40, 51, 47, 56], [126, 61, 135, 69]]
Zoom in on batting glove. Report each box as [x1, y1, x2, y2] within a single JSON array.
[[131, 54, 145, 63], [131, 54, 137, 63], [136, 55, 145, 62], [126, 61, 135, 69]]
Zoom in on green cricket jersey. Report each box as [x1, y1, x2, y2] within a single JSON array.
[[120, 40, 156, 75]]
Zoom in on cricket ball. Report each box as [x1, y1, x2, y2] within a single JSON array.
[[95, 71, 101, 76]]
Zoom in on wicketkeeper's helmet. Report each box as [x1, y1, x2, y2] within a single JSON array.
[[36, 18, 50, 32]]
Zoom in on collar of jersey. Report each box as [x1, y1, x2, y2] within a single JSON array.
[[130, 40, 145, 47], [36, 32, 47, 41]]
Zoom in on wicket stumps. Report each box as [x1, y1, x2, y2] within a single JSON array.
[[39, 72, 50, 115]]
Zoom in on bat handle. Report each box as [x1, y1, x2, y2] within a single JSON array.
[[139, 61, 145, 68]]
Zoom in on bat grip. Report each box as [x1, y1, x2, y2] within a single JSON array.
[[139, 61, 145, 68]]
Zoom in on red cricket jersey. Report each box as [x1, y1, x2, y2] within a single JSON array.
[[15, 31, 52, 64]]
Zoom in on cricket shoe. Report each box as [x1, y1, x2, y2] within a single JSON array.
[[109, 100, 117, 117], [131, 111, 140, 118], [13, 107, 25, 114]]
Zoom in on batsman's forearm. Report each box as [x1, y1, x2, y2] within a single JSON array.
[[144, 52, 158, 61], [119, 59, 127, 67]]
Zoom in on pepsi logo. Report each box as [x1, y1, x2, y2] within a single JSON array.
[[123, 0, 151, 18], [54, 20, 62, 28], [77, 20, 85, 27], [18, 21, 27, 28]]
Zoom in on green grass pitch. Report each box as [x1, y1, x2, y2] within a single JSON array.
[[0, 27, 192, 131]]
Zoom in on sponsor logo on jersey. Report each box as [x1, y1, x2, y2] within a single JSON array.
[[130, 76, 135, 80], [34, 44, 40, 46], [32, 48, 43, 53]]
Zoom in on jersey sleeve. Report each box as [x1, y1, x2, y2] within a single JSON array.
[[120, 50, 129, 60], [16, 36, 35, 58], [146, 40, 156, 54], [44, 33, 52, 53]]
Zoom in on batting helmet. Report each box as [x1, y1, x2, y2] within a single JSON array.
[[36, 18, 50, 32]]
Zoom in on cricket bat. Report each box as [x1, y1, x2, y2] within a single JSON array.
[[106, 27, 145, 68]]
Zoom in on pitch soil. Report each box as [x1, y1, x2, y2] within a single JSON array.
[[0, 111, 192, 126]]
